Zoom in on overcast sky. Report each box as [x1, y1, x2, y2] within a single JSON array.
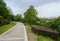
[[4, 0, 60, 18]]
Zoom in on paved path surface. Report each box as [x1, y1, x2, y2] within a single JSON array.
[[0, 22, 28, 41]]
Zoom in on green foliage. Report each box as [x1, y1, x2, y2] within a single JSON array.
[[50, 17, 60, 32], [36, 17, 60, 32], [0, 16, 3, 19], [0, 0, 14, 26], [15, 14, 22, 21], [0, 16, 4, 25], [36, 18, 49, 27], [0, 0, 9, 19], [58, 37, 60, 41], [23, 5, 38, 25], [37, 36, 54, 41], [0, 16, 10, 26], [24, 5, 37, 17], [0, 22, 15, 35], [35, 17, 60, 32], [9, 14, 15, 21], [3, 19, 10, 24]]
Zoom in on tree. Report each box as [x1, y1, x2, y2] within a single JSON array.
[[0, 0, 10, 19], [15, 14, 22, 21], [24, 5, 37, 17], [50, 16, 60, 32], [8, 13, 15, 21], [24, 5, 38, 24], [0, 0, 11, 25]]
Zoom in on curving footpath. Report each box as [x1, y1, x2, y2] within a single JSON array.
[[0, 22, 28, 41]]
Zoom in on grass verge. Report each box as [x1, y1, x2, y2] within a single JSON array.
[[0, 22, 16, 35], [37, 35, 54, 41], [58, 37, 60, 41], [26, 25, 54, 41], [26, 25, 37, 41]]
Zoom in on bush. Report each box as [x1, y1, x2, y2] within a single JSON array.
[[0, 16, 4, 26], [58, 37, 60, 41], [28, 17, 38, 25], [3, 19, 10, 25], [50, 17, 60, 32], [36, 19, 48, 27], [22, 17, 39, 25], [0, 16, 10, 26]]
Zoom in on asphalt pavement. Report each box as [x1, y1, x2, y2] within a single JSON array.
[[0, 22, 28, 41]]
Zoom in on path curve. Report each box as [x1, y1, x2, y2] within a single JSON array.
[[0, 22, 28, 41]]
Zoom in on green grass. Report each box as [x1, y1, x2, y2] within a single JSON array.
[[58, 37, 60, 41], [0, 22, 15, 35], [37, 35, 54, 41]]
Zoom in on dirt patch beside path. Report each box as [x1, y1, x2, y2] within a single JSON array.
[[26, 26, 37, 41]]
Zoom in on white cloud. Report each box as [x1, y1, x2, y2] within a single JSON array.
[[4, 0, 60, 18], [36, 2, 60, 18]]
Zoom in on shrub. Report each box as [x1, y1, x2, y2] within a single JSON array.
[[0, 16, 10, 26], [36, 19, 48, 27], [58, 37, 60, 41], [50, 17, 60, 32], [0, 16, 4, 26], [3, 19, 10, 25]]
